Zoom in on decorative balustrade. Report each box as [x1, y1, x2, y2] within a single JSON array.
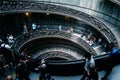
[[0, 0, 117, 47], [14, 29, 96, 55], [38, 51, 76, 61], [1, 0, 116, 75]]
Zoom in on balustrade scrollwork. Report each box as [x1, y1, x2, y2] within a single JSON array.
[[0, 0, 117, 46], [14, 30, 96, 55], [0, 0, 117, 55]]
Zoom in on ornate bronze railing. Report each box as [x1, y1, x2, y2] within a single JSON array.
[[14, 29, 96, 55], [0, 0, 118, 46]]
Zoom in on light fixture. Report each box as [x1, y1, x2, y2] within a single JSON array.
[[25, 12, 30, 17], [46, 12, 50, 16]]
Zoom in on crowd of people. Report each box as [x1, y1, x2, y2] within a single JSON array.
[[23, 23, 105, 48], [0, 43, 119, 80], [0, 33, 15, 76], [0, 24, 119, 80], [15, 49, 54, 80], [80, 43, 120, 80]]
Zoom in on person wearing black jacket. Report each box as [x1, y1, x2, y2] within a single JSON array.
[[0, 57, 6, 76], [15, 62, 30, 80], [0, 43, 14, 69]]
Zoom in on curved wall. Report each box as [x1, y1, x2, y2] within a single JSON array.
[[34, 0, 120, 26], [0, 1, 118, 46], [24, 0, 120, 47]]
